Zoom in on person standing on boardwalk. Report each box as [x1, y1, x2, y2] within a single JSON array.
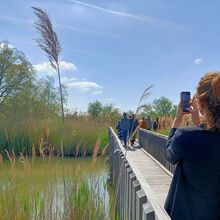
[[146, 115, 152, 130], [139, 117, 147, 129], [129, 114, 139, 146], [153, 117, 159, 131], [165, 72, 220, 220], [119, 112, 130, 146]]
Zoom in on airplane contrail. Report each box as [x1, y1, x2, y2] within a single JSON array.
[[69, 0, 199, 35], [0, 15, 118, 37], [69, 0, 153, 22]]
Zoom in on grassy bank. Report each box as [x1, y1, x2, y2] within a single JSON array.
[[0, 117, 110, 157]]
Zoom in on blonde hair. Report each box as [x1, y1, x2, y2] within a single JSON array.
[[197, 72, 220, 131]]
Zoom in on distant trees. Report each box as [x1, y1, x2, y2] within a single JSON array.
[[152, 97, 173, 116], [0, 42, 61, 119], [170, 104, 178, 117], [88, 101, 103, 117], [87, 101, 120, 120], [87, 97, 177, 121], [127, 110, 134, 116], [140, 97, 176, 118], [102, 103, 120, 120], [0, 42, 34, 105]]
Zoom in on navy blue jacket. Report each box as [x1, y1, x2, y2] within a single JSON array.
[[165, 125, 220, 220], [120, 117, 130, 131], [129, 118, 138, 133]]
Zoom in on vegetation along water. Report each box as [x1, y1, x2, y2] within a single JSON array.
[[0, 157, 116, 220]]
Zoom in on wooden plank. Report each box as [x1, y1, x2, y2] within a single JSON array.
[[120, 146, 172, 208]]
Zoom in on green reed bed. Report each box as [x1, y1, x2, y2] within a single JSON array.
[[0, 157, 115, 220], [0, 117, 109, 157]]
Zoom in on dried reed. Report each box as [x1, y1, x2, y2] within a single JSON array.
[[101, 143, 109, 157], [75, 140, 82, 158], [5, 150, 16, 180], [39, 137, 45, 158], [92, 138, 101, 164], [19, 153, 31, 175]]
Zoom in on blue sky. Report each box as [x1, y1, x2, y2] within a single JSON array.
[[1, 0, 220, 112]]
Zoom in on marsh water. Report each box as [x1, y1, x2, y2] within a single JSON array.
[[0, 157, 115, 220]]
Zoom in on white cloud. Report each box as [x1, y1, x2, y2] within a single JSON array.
[[34, 61, 77, 75], [34, 61, 102, 94], [66, 81, 103, 91], [0, 42, 14, 49], [91, 90, 103, 95], [61, 76, 78, 84], [60, 61, 77, 71], [194, 58, 203, 65], [34, 62, 53, 75]]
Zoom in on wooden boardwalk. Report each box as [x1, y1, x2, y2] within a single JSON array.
[[109, 127, 172, 219], [120, 144, 172, 209]]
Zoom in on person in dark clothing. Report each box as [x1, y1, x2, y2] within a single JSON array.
[[129, 114, 139, 145], [165, 72, 220, 220], [146, 115, 152, 130], [116, 120, 122, 140], [119, 112, 130, 146], [153, 117, 159, 131]]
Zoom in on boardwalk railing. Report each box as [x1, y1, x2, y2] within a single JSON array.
[[108, 127, 171, 220], [139, 128, 175, 174]]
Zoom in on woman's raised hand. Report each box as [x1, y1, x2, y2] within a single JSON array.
[[172, 102, 184, 128], [188, 98, 201, 126]]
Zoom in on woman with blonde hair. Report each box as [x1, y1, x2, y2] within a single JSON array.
[[165, 72, 220, 220]]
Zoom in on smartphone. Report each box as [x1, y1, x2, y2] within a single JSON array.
[[181, 91, 191, 112]]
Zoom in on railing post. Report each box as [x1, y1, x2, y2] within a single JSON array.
[[128, 172, 136, 220], [125, 167, 133, 219], [123, 162, 130, 219], [142, 203, 155, 220], [132, 180, 141, 220], [136, 189, 147, 220]]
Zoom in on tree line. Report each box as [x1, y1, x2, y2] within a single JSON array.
[[87, 97, 177, 120], [0, 42, 64, 120]]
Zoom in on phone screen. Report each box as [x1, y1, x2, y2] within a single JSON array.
[[181, 92, 191, 112]]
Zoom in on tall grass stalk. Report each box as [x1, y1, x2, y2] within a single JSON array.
[[92, 138, 100, 164]]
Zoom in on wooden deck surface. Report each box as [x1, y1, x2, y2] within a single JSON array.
[[121, 145, 172, 208]]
